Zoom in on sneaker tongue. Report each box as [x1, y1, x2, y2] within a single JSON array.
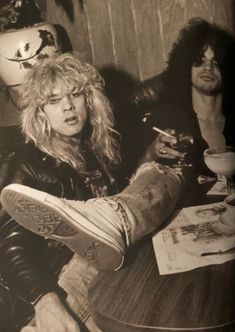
[[64, 198, 126, 249]]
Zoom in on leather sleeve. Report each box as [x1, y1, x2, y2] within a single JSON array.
[[0, 146, 67, 304], [127, 72, 165, 114]]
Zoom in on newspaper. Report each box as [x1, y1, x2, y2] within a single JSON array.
[[152, 201, 235, 275]]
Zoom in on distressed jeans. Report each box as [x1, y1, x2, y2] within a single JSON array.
[[8, 162, 184, 332], [56, 162, 183, 329], [112, 161, 184, 246]]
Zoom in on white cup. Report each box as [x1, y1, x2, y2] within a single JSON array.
[[220, 194, 235, 228]]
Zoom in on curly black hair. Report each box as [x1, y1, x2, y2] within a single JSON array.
[[161, 17, 235, 105]]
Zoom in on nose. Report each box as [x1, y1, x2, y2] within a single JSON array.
[[202, 59, 214, 72], [63, 95, 75, 111]]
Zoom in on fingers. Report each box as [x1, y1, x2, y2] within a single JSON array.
[[34, 292, 81, 332], [153, 129, 177, 159], [143, 128, 184, 162], [158, 145, 181, 159], [158, 130, 177, 145], [159, 147, 167, 155], [155, 128, 185, 159]]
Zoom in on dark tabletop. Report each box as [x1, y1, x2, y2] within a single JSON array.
[[88, 184, 235, 332]]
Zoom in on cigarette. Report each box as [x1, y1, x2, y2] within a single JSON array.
[[152, 126, 175, 139]]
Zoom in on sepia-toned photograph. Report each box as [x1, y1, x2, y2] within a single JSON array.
[[0, 1, 235, 331]]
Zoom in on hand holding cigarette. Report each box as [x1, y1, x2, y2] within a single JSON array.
[[151, 127, 182, 159], [152, 126, 175, 139], [139, 128, 182, 165]]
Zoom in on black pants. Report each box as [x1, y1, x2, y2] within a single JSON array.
[[0, 283, 34, 332]]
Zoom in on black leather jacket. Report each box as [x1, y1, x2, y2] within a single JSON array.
[[0, 142, 117, 305]]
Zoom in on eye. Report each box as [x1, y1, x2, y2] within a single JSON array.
[[71, 89, 80, 98], [193, 55, 203, 67], [212, 59, 219, 67], [48, 97, 61, 104]]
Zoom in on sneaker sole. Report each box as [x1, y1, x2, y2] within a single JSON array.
[[1, 185, 124, 271]]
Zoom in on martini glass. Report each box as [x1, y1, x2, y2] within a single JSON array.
[[203, 146, 235, 195]]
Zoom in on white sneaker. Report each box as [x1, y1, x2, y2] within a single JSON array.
[[1, 184, 125, 271]]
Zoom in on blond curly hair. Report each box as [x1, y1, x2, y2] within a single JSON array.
[[19, 52, 121, 170]]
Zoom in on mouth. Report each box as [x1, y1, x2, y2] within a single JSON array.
[[64, 116, 79, 125], [200, 74, 215, 82]]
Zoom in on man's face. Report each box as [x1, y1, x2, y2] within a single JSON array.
[[43, 87, 88, 137], [191, 46, 222, 95]]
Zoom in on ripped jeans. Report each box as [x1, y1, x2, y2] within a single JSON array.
[[1, 162, 184, 332]]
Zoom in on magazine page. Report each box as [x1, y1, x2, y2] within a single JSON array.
[[152, 202, 235, 275]]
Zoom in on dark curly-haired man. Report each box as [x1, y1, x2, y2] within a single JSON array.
[[140, 18, 235, 176]]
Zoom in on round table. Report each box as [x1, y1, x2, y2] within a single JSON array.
[[89, 236, 235, 332]]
